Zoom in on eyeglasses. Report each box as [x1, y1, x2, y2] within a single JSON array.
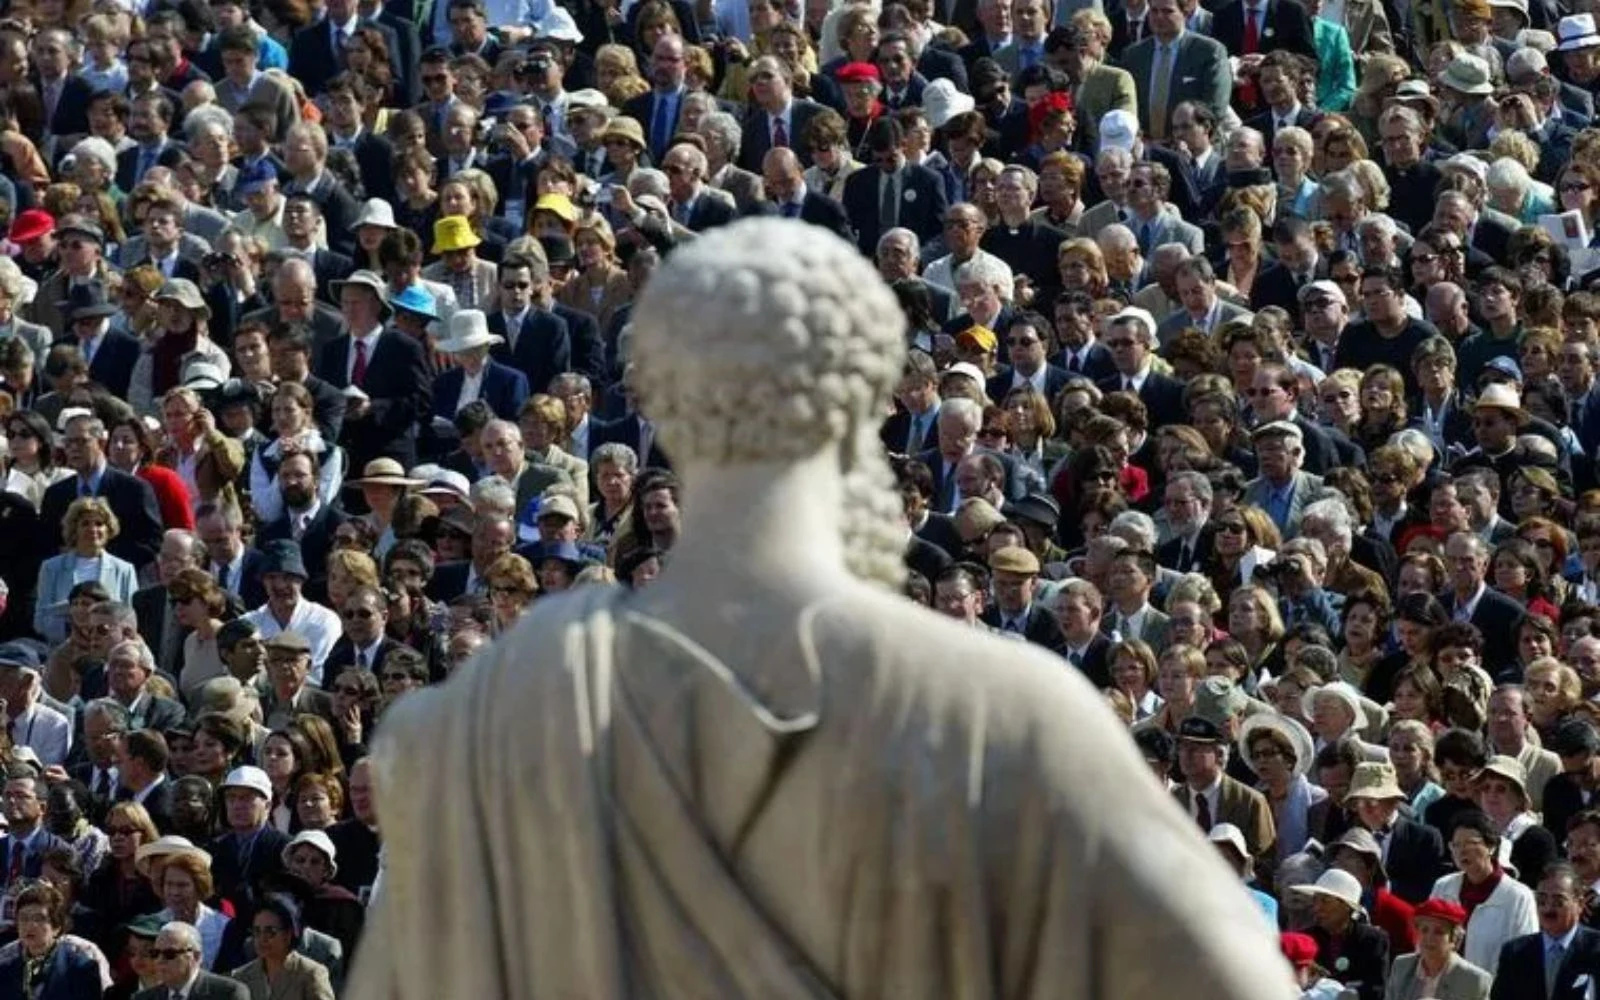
[[151, 948, 193, 960], [381, 672, 414, 682], [1562, 181, 1592, 194], [1215, 522, 1247, 534], [488, 584, 526, 597], [342, 608, 378, 619], [334, 684, 368, 696], [422, 74, 449, 84]]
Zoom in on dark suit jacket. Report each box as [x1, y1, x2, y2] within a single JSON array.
[[426, 560, 473, 603], [257, 502, 350, 582], [131, 776, 177, 833], [591, 413, 672, 470], [1242, 106, 1320, 151], [327, 818, 381, 896], [0, 829, 72, 893], [240, 302, 347, 359], [986, 364, 1070, 405], [737, 99, 827, 172], [1054, 342, 1118, 381], [1068, 632, 1113, 687], [914, 445, 1023, 512], [289, 17, 402, 106], [1454, 586, 1526, 678], [623, 88, 689, 160], [843, 162, 949, 255], [1470, 215, 1515, 264], [0, 941, 103, 1000], [914, 511, 963, 559], [73, 328, 144, 398], [1491, 926, 1600, 1000], [1308, 922, 1389, 1000], [292, 171, 363, 256], [1097, 370, 1186, 427], [133, 970, 251, 1000], [880, 407, 941, 455], [1157, 525, 1215, 574], [918, 46, 968, 90], [39, 466, 165, 569], [114, 139, 187, 194], [307, 249, 356, 305], [431, 358, 530, 422], [322, 635, 406, 681], [39, 73, 95, 138], [683, 192, 737, 232], [551, 303, 605, 386], [1212, 0, 1317, 57], [1376, 816, 1448, 904], [981, 602, 1069, 655], [905, 534, 952, 585], [489, 309, 571, 397], [314, 330, 431, 469], [1248, 261, 1311, 322], [1540, 773, 1591, 849]]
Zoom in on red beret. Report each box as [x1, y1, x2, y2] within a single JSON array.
[[1279, 932, 1318, 968], [7, 208, 54, 245], [835, 61, 881, 84], [1412, 898, 1468, 927]]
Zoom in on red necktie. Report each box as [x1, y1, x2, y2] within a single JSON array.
[[352, 339, 369, 387], [1243, 5, 1260, 51]]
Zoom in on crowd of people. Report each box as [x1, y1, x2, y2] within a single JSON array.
[[0, 0, 1593, 991]]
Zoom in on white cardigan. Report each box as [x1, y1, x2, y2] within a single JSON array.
[[1430, 871, 1537, 975]]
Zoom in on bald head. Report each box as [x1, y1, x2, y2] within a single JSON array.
[[763, 147, 804, 202], [1426, 281, 1469, 334]]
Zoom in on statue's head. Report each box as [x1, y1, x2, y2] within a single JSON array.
[[630, 219, 908, 464], [630, 220, 909, 585]]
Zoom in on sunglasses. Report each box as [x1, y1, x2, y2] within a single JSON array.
[[1216, 522, 1247, 533], [151, 948, 192, 960]]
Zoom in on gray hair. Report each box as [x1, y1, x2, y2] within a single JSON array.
[[953, 256, 1011, 295], [1281, 536, 1327, 572], [164, 528, 206, 562], [185, 104, 235, 142], [1167, 470, 1214, 506], [107, 639, 155, 674], [0, 256, 25, 301], [549, 372, 591, 397], [591, 441, 639, 473], [1486, 157, 1531, 196], [627, 167, 670, 201], [1300, 498, 1353, 547], [69, 136, 117, 174], [1166, 573, 1222, 615], [1387, 428, 1436, 469], [1095, 146, 1132, 171], [699, 111, 743, 160], [83, 698, 131, 731], [1098, 223, 1138, 253], [159, 921, 203, 953], [469, 476, 517, 517], [91, 601, 137, 631], [1356, 213, 1397, 239], [1321, 169, 1367, 206], [1109, 510, 1158, 551], [940, 396, 983, 430], [877, 227, 920, 258]]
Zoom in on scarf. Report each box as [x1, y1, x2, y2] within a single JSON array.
[[1457, 864, 1503, 921], [152, 326, 199, 397], [22, 942, 57, 998]]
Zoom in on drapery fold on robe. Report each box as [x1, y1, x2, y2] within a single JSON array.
[[349, 583, 1298, 1000]]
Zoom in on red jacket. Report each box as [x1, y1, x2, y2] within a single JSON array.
[[1370, 887, 1416, 954], [138, 464, 195, 531]]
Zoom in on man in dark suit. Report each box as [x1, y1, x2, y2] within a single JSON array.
[[1096, 305, 1186, 426], [1211, 0, 1317, 57], [761, 148, 853, 240], [114, 92, 188, 193], [136, 923, 251, 1000], [254, 451, 351, 583], [1344, 761, 1447, 904], [0, 772, 71, 896], [1052, 292, 1118, 380], [624, 34, 692, 161], [591, 410, 672, 471], [1490, 863, 1600, 1000], [1120, 0, 1233, 139], [314, 272, 432, 470], [322, 586, 406, 678], [208, 764, 291, 910], [115, 728, 177, 833], [56, 282, 145, 400], [282, 125, 364, 257], [30, 29, 95, 139], [881, 352, 944, 455], [660, 142, 738, 234], [843, 118, 949, 255], [1157, 472, 1216, 573], [1248, 364, 1363, 475], [1445, 531, 1526, 673], [980, 546, 1069, 655], [105, 641, 189, 734], [985, 311, 1071, 403], [40, 412, 165, 570], [289, 0, 403, 100], [738, 56, 826, 172], [914, 396, 1023, 511], [489, 257, 572, 395], [265, 322, 348, 446]]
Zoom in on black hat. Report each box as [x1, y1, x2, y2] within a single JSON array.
[[1178, 716, 1225, 743], [56, 280, 117, 324], [538, 234, 576, 267], [1003, 493, 1060, 529], [1550, 718, 1600, 756], [1226, 168, 1275, 189], [217, 378, 262, 409], [258, 539, 308, 580]]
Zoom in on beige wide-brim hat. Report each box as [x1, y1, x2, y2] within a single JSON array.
[[1238, 712, 1315, 781], [1290, 868, 1366, 916], [1344, 761, 1406, 802], [135, 836, 213, 879], [435, 308, 504, 354], [349, 457, 426, 489], [1473, 383, 1531, 425], [1478, 754, 1530, 802], [601, 115, 647, 150]]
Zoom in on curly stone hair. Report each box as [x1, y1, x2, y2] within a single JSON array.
[[629, 220, 908, 586]]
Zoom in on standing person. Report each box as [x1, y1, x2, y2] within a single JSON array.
[[32, 498, 139, 644], [315, 272, 432, 473], [38, 414, 165, 570], [1486, 863, 1600, 1000], [1383, 898, 1491, 1000]]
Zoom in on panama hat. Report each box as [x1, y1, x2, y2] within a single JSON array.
[[350, 197, 398, 231], [1302, 681, 1368, 731], [1472, 383, 1531, 424], [922, 77, 975, 129], [601, 115, 647, 150], [1557, 12, 1600, 50], [1344, 761, 1406, 801], [435, 309, 504, 354], [1477, 754, 1529, 801], [135, 836, 213, 878], [348, 457, 426, 488], [432, 215, 483, 254], [1237, 712, 1315, 780], [1438, 53, 1494, 95], [330, 270, 392, 318], [1290, 869, 1366, 916]]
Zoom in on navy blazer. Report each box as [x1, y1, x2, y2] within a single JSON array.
[[257, 502, 350, 582], [842, 162, 949, 255], [313, 330, 431, 469], [39, 466, 165, 569], [432, 358, 530, 422], [683, 193, 737, 232], [289, 17, 403, 105], [73, 328, 144, 398], [986, 364, 1071, 405], [623, 89, 690, 160], [591, 413, 672, 470], [552, 303, 605, 386], [1096, 370, 1187, 427], [1053, 342, 1118, 382], [38, 72, 95, 138], [981, 603, 1070, 656], [1211, 0, 1317, 57], [0, 830, 72, 894], [737, 99, 828, 172], [114, 139, 187, 195], [1491, 925, 1600, 1000], [0, 937, 102, 999], [771, 190, 852, 241], [488, 310, 571, 396], [209, 826, 291, 911], [914, 445, 1023, 513]]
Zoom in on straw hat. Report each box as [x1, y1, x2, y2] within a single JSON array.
[[1472, 383, 1531, 424], [329, 270, 392, 318], [1237, 712, 1315, 780], [601, 115, 647, 150], [1478, 754, 1529, 802], [1344, 761, 1406, 802], [135, 835, 213, 878], [435, 309, 504, 354], [348, 457, 426, 488], [1438, 53, 1494, 96], [1290, 868, 1366, 916]]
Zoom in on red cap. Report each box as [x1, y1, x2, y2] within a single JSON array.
[[835, 61, 881, 84], [8, 208, 54, 245], [1027, 90, 1075, 141], [1412, 898, 1468, 927], [1280, 932, 1318, 968]]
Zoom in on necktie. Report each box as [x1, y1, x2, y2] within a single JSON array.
[[1243, 6, 1261, 51], [1195, 792, 1212, 831], [138, 146, 156, 182], [215, 562, 227, 585], [94, 770, 109, 800], [1068, 649, 1083, 668], [772, 117, 788, 147], [1179, 541, 1192, 569], [336, 25, 349, 63], [1067, 352, 1081, 373], [879, 172, 898, 229], [356, 649, 367, 670], [782, 201, 801, 219], [7, 843, 24, 884], [1546, 941, 1564, 998], [352, 338, 369, 387], [651, 95, 672, 159], [1149, 44, 1173, 140], [1139, 219, 1155, 254]]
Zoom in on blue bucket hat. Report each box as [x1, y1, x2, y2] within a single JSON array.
[[390, 283, 439, 321]]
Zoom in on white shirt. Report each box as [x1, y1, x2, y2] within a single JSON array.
[[455, 368, 485, 414], [9, 703, 71, 766], [569, 414, 590, 458], [1454, 581, 1486, 623], [1187, 774, 1222, 826], [351, 637, 387, 671], [1122, 365, 1151, 393], [245, 598, 342, 686]]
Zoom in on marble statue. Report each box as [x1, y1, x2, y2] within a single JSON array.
[[347, 220, 1298, 999]]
